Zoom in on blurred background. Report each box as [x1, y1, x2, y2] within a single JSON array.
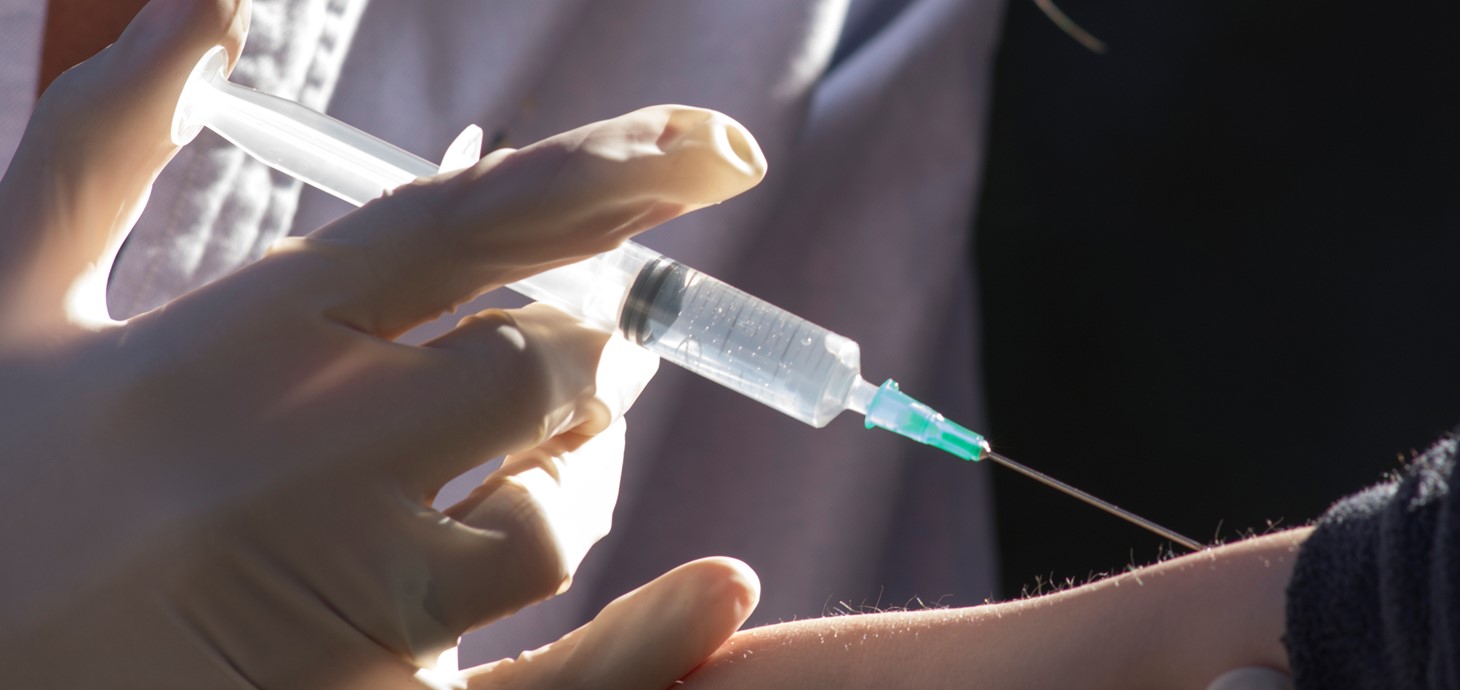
[[976, 0, 1460, 592]]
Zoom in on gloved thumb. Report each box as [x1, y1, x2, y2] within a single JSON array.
[[0, 0, 249, 336], [1206, 667, 1294, 690], [452, 558, 761, 690]]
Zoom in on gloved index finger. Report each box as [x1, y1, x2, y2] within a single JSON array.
[[258, 105, 765, 340]]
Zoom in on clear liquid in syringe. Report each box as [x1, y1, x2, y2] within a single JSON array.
[[618, 259, 862, 427]]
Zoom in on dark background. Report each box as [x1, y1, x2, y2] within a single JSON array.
[[975, 0, 1460, 593]]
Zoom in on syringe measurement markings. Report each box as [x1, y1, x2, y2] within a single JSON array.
[[788, 320, 834, 399], [670, 280, 780, 398], [718, 287, 752, 372], [771, 313, 826, 404], [727, 290, 788, 397], [671, 274, 720, 377], [649, 275, 847, 421], [770, 314, 801, 392], [716, 287, 759, 396], [741, 300, 788, 393]]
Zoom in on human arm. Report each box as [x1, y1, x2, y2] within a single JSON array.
[[685, 428, 1460, 690], [682, 529, 1306, 690]]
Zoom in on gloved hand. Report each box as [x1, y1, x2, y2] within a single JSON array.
[[1206, 667, 1294, 690], [0, 0, 767, 688]]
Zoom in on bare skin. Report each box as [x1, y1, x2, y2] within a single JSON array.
[[682, 529, 1309, 690]]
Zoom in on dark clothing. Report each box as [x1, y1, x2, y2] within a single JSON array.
[[1286, 432, 1460, 689], [978, 0, 1460, 592]]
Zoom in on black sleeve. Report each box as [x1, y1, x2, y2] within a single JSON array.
[[1284, 431, 1460, 689]]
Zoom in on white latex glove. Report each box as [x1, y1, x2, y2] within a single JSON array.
[[0, 0, 767, 688], [1206, 667, 1295, 690]]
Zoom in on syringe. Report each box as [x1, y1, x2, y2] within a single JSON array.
[[172, 47, 1203, 552]]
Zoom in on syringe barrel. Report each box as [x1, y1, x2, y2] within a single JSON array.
[[617, 259, 862, 427], [507, 244, 661, 333], [506, 246, 866, 428]]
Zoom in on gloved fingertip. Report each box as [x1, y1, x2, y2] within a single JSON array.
[[638, 105, 767, 206], [555, 557, 762, 688], [592, 334, 659, 426], [543, 420, 626, 578], [681, 556, 762, 627], [471, 422, 626, 597], [1206, 667, 1294, 690], [657, 106, 765, 175]]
